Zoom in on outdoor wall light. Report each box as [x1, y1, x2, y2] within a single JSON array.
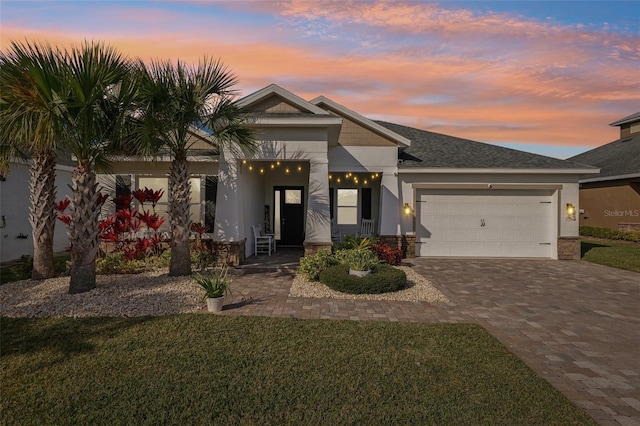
[[403, 203, 412, 215], [566, 203, 576, 221]]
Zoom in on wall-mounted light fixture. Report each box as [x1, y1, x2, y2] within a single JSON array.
[[0, 215, 5, 228], [566, 203, 576, 221], [403, 203, 412, 215]]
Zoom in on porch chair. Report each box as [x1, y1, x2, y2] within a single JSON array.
[[252, 224, 276, 256], [358, 219, 375, 238]]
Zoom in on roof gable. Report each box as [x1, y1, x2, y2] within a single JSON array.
[[238, 84, 328, 115], [311, 96, 410, 148]]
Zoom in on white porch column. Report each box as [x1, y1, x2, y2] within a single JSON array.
[[304, 158, 331, 243], [379, 170, 401, 236], [213, 152, 241, 241]]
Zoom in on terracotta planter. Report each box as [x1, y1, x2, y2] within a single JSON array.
[[206, 297, 224, 313], [349, 269, 372, 277]]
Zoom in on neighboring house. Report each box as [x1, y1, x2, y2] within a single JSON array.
[[568, 112, 640, 232], [99, 84, 596, 264], [0, 154, 74, 263]]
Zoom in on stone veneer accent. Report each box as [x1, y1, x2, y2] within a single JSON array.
[[403, 234, 416, 258], [618, 223, 640, 232], [205, 239, 246, 267], [379, 234, 416, 259], [557, 236, 581, 260], [303, 242, 333, 256]]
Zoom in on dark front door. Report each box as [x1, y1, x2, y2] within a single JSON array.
[[276, 186, 304, 246]]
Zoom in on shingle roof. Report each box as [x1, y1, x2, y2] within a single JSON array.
[[567, 133, 640, 181], [376, 121, 593, 170]]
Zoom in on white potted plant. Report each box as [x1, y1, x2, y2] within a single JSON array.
[[337, 248, 380, 277], [194, 265, 231, 313]]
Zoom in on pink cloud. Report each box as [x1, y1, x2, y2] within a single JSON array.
[[1, 0, 635, 151]]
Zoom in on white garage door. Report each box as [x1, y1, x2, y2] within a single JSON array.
[[416, 189, 555, 258]]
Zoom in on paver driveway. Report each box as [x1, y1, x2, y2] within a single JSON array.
[[226, 254, 639, 425], [408, 258, 640, 426]]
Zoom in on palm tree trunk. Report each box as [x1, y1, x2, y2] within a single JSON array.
[[29, 149, 56, 280], [169, 151, 192, 276], [68, 162, 101, 293]]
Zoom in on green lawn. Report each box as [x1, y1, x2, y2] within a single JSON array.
[[2, 315, 594, 425], [582, 239, 640, 273]]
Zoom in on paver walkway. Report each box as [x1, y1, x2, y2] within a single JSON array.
[[224, 251, 640, 426]]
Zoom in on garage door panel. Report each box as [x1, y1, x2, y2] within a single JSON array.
[[417, 189, 555, 258]]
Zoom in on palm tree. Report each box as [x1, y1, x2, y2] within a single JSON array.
[[57, 42, 138, 293], [0, 41, 65, 280], [134, 58, 255, 276]]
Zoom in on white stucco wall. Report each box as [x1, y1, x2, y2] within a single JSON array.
[[221, 126, 333, 253], [0, 162, 74, 263], [328, 145, 400, 236]]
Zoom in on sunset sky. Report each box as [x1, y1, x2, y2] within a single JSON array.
[[1, 1, 638, 159]]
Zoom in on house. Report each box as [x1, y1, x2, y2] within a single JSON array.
[[100, 84, 597, 264], [0, 155, 74, 263], [568, 112, 640, 232]]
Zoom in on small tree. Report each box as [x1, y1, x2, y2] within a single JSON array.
[[0, 41, 66, 280], [133, 58, 255, 276], [56, 42, 138, 293]]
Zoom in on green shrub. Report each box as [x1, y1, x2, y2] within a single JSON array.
[[334, 248, 379, 271], [319, 264, 406, 294], [1, 254, 71, 285], [337, 235, 378, 250], [191, 249, 215, 271], [0, 255, 33, 284], [156, 248, 171, 268], [580, 226, 640, 243], [96, 253, 145, 275], [298, 250, 338, 281]]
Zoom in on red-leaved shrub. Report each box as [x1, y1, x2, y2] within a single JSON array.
[[370, 242, 403, 266]]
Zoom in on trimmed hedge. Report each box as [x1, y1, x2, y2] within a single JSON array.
[[579, 226, 640, 243], [319, 264, 406, 294]]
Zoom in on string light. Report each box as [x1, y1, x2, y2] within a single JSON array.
[[240, 162, 380, 186]]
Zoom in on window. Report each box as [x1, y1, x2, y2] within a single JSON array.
[[138, 177, 169, 231], [337, 189, 358, 225], [285, 189, 302, 204], [204, 176, 217, 231], [134, 176, 216, 232], [361, 188, 372, 220], [115, 175, 131, 198], [189, 177, 201, 226]]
